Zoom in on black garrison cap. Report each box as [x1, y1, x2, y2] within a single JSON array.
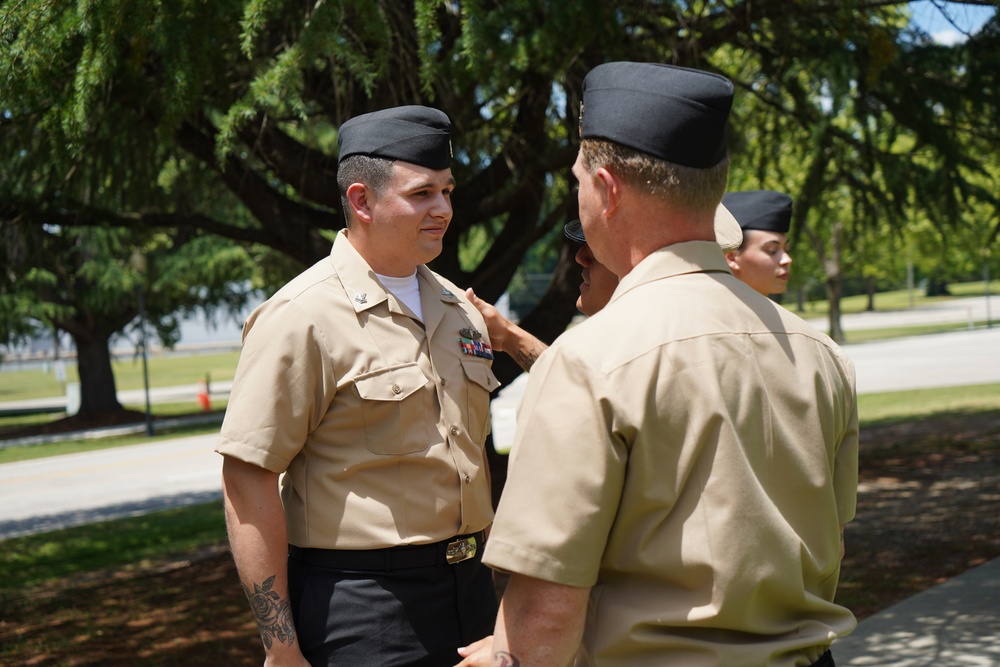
[[580, 62, 734, 168], [337, 105, 453, 169], [563, 219, 586, 243], [722, 190, 793, 234], [563, 202, 743, 251]]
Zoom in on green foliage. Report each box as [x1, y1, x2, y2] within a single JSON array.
[[3, 0, 999, 391]]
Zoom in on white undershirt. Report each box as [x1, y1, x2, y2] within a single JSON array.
[[376, 271, 423, 322]]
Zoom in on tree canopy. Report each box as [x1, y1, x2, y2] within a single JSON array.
[[2, 0, 998, 400]]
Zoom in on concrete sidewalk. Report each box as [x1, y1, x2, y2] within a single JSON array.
[[833, 556, 1000, 666]]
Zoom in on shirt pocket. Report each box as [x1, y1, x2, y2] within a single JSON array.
[[461, 359, 500, 444], [353, 363, 435, 455]]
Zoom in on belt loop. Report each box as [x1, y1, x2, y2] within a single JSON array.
[[383, 548, 392, 572]]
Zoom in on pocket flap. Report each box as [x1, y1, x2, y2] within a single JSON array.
[[354, 364, 430, 402], [461, 359, 501, 392]]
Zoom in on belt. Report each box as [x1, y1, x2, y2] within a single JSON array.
[[288, 532, 482, 571]]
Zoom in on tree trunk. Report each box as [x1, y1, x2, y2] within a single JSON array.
[[866, 276, 876, 312], [925, 277, 951, 297], [73, 332, 124, 415]]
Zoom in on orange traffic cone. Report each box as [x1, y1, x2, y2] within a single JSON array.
[[196, 379, 211, 412]]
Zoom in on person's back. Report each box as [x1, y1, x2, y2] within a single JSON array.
[[524, 242, 857, 665], [478, 62, 858, 667]]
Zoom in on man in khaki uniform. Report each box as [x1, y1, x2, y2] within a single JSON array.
[[470, 63, 859, 667], [218, 105, 499, 666]]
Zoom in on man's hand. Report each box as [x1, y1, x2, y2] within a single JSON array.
[[466, 288, 513, 352], [465, 288, 547, 372], [454, 635, 494, 666]]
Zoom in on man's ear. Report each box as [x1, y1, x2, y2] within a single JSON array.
[[594, 166, 622, 218], [346, 183, 374, 224]]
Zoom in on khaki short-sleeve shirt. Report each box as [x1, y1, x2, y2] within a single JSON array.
[[217, 233, 499, 549], [483, 241, 859, 667]]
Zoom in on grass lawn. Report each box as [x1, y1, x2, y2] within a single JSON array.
[[0, 503, 228, 591], [783, 279, 1000, 318], [841, 320, 993, 344], [858, 382, 1000, 425], [0, 350, 241, 403]]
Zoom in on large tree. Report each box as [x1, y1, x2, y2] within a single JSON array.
[[721, 2, 1000, 339], [0, 215, 261, 415], [2, 0, 998, 399]]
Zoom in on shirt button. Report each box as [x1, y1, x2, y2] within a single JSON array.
[[450, 426, 459, 436], [392, 384, 402, 395], [465, 474, 471, 483], [440, 378, 447, 386]]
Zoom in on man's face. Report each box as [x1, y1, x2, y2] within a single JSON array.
[[725, 229, 793, 296], [366, 160, 455, 276], [575, 242, 619, 316]]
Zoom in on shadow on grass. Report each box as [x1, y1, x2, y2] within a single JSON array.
[[0, 489, 223, 541]]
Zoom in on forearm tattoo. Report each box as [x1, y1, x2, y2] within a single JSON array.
[[494, 651, 521, 667], [514, 345, 541, 372], [242, 575, 296, 650]]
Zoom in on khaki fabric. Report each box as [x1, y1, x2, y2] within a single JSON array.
[[484, 241, 858, 667], [217, 233, 499, 549]]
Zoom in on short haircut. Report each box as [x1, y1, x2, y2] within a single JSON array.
[[579, 138, 729, 215], [337, 154, 395, 226]]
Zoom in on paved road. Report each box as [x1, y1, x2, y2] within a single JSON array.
[[0, 434, 221, 539], [850, 326, 1000, 394]]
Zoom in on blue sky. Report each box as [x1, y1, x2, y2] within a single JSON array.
[[908, 1, 997, 44]]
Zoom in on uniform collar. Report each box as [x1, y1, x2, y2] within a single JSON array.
[[330, 232, 462, 319], [608, 240, 732, 306], [330, 232, 392, 314]]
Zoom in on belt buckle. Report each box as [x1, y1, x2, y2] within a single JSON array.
[[446, 535, 477, 565]]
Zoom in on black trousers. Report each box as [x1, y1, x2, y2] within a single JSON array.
[[287, 540, 497, 667], [811, 650, 835, 667]]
